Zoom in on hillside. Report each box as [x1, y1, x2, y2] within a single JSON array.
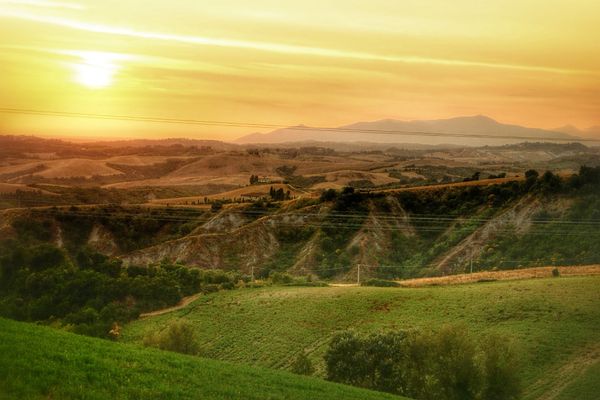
[[0, 318, 405, 400], [2, 167, 599, 280], [121, 277, 600, 400]]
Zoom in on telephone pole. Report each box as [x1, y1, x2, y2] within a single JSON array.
[[357, 264, 361, 286], [470, 256, 473, 274]]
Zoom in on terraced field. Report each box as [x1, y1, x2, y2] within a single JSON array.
[[122, 276, 600, 400]]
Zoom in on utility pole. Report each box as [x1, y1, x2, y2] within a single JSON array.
[[251, 265, 255, 286], [357, 264, 361, 286], [470, 256, 473, 274]]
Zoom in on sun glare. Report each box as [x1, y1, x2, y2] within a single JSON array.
[[70, 52, 122, 89]]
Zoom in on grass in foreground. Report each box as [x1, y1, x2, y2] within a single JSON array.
[[122, 276, 600, 400], [0, 318, 405, 400]]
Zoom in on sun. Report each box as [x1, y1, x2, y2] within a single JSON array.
[[70, 52, 121, 89]]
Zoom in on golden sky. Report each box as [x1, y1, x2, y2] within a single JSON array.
[[0, 0, 599, 140]]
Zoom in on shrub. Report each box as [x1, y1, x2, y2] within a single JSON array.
[[291, 353, 314, 376], [552, 268, 560, 277], [144, 321, 200, 355], [362, 278, 400, 287], [270, 271, 294, 284], [211, 201, 223, 212], [480, 335, 522, 400], [325, 326, 521, 400]]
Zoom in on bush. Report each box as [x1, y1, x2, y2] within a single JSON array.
[[269, 271, 294, 284], [480, 335, 522, 400], [144, 321, 200, 355], [325, 326, 521, 400], [291, 353, 314, 376], [362, 278, 400, 287], [552, 268, 560, 277]]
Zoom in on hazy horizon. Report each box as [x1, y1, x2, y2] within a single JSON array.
[[1, 0, 599, 140]]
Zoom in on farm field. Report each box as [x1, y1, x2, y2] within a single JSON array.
[[0, 317, 406, 400], [395, 264, 600, 287], [122, 276, 600, 400]]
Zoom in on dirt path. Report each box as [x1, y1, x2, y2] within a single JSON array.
[[139, 293, 203, 318], [526, 344, 600, 400]]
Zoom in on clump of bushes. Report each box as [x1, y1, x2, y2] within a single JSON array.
[[361, 278, 400, 287], [552, 268, 561, 277], [268, 272, 328, 287], [143, 321, 200, 355], [325, 326, 521, 400], [0, 242, 243, 339]]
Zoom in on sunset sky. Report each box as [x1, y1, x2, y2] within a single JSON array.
[[0, 0, 599, 140]]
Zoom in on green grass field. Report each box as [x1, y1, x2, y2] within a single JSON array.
[[555, 360, 600, 400], [122, 276, 600, 400], [0, 317, 406, 400]]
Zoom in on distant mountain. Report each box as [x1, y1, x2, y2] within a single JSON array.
[[235, 115, 577, 146], [554, 125, 600, 139]]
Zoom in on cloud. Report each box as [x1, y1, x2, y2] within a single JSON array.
[[0, 0, 84, 10], [0, 9, 594, 76]]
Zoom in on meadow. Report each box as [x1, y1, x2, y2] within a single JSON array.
[[122, 276, 600, 400], [0, 317, 406, 400]]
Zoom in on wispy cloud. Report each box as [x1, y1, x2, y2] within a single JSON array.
[[0, 0, 84, 10], [0, 9, 593, 76]]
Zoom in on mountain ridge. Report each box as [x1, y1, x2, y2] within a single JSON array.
[[235, 115, 577, 146]]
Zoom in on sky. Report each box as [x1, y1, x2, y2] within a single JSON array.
[[0, 0, 599, 140]]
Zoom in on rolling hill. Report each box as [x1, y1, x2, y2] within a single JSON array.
[[121, 276, 600, 400], [0, 317, 405, 400]]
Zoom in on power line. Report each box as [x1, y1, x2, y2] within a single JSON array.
[[9, 201, 600, 227], [1, 107, 597, 143]]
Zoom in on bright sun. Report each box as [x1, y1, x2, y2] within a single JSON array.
[[72, 52, 121, 89]]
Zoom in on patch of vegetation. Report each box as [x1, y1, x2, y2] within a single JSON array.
[[291, 353, 315, 376], [143, 320, 200, 355], [0, 241, 241, 338], [42, 205, 209, 252], [477, 194, 600, 269], [325, 326, 521, 400], [361, 278, 400, 287], [259, 226, 315, 278], [316, 187, 368, 278], [287, 174, 327, 188]]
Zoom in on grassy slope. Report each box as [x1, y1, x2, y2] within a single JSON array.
[[0, 317, 405, 400], [122, 276, 600, 400], [555, 360, 600, 400]]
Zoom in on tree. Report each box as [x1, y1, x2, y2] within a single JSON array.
[[320, 189, 337, 202], [539, 171, 561, 193], [211, 201, 223, 212], [325, 327, 521, 400], [525, 169, 539, 180]]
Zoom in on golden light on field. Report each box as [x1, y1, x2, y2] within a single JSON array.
[[0, 0, 598, 139]]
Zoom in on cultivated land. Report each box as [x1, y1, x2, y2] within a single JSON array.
[[2, 135, 597, 210], [0, 318, 405, 400], [122, 276, 600, 400]]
